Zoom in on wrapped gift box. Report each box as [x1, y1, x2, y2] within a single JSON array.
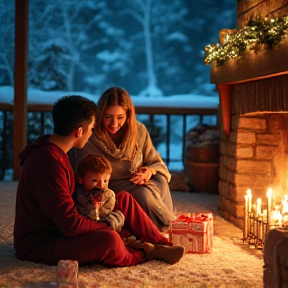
[[169, 212, 213, 254]]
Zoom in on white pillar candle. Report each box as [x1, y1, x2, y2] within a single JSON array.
[[244, 195, 248, 238], [274, 210, 283, 227], [282, 195, 288, 214], [256, 198, 262, 217], [247, 189, 252, 213], [267, 188, 272, 227]]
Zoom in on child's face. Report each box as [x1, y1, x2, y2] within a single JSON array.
[[81, 171, 110, 191]]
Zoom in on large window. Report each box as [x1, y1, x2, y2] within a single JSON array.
[[0, 0, 236, 179], [25, 0, 236, 96]]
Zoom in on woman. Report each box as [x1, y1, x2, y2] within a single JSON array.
[[69, 87, 175, 231]]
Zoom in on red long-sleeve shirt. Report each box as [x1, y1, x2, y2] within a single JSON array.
[[14, 136, 108, 260]]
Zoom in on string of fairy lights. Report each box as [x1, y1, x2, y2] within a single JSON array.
[[204, 16, 288, 66]]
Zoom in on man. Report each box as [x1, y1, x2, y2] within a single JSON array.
[[14, 95, 184, 267]]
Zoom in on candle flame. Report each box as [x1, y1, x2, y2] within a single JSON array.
[[247, 189, 251, 197], [267, 188, 272, 197]]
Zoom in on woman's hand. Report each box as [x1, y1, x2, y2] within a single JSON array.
[[130, 167, 154, 185]]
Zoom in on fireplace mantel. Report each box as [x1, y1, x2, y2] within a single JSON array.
[[211, 42, 288, 85], [211, 42, 288, 135]]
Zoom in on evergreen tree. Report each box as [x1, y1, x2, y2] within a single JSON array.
[[29, 41, 68, 90], [117, 0, 191, 96], [28, 0, 114, 93]]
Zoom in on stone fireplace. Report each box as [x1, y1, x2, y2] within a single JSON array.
[[209, 0, 288, 230], [218, 76, 288, 229]]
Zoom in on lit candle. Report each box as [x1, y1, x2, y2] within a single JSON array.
[[252, 204, 256, 234], [282, 195, 288, 214], [244, 195, 248, 238], [245, 195, 248, 211], [247, 189, 252, 213], [256, 198, 262, 217], [283, 213, 288, 226], [252, 204, 256, 215], [267, 188, 272, 227], [272, 210, 283, 227], [279, 213, 283, 227], [258, 215, 263, 240]]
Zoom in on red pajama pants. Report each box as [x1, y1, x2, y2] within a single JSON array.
[[35, 191, 167, 267]]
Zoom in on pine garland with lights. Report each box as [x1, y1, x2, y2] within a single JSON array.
[[204, 16, 288, 66]]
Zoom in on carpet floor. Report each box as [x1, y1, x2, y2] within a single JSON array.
[[0, 181, 263, 288]]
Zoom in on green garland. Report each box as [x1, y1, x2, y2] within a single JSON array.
[[204, 16, 288, 66]]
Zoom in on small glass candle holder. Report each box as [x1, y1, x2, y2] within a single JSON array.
[[90, 202, 102, 221]]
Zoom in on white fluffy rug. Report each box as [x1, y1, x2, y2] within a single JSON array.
[[0, 182, 263, 288]]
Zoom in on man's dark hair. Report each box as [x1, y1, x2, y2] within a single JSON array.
[[52, 95, 97, 136]]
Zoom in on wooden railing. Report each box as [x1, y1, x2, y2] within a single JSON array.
[[0, 103, 218, 180]]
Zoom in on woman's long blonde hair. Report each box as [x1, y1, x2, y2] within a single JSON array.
[[94, 87, 138, 158]]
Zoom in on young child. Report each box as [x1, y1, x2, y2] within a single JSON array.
[[74, 153, 124, 232]]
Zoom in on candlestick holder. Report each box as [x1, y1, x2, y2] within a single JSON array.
[[241, 188, 288, 250], [242, 212, 268, 250]]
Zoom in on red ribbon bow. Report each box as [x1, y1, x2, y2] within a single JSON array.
[[177, 213, 209, 222]]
